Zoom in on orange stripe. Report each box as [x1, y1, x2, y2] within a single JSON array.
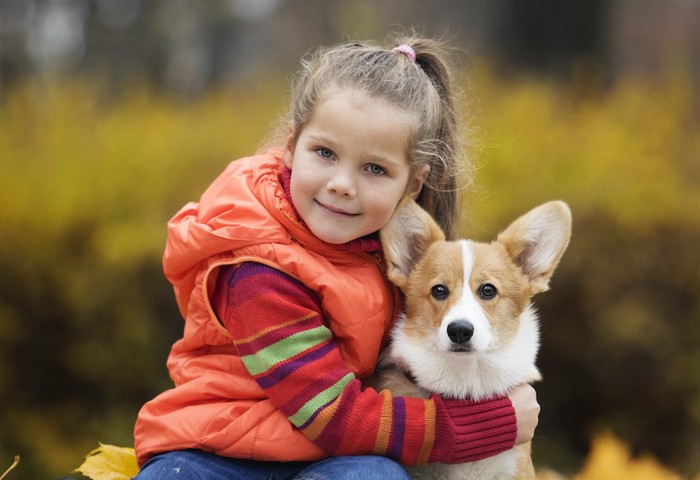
[[232, 312, 317, 345], [373, 390, 393, 454], [417, 399, 436, 464], [302, 395, 341, 441]]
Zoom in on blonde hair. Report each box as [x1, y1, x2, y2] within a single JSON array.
[[285, 32, 469, 240]]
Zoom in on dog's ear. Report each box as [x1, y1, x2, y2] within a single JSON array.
[[497, 201, 572, 294], [380, 197, 445, 288]]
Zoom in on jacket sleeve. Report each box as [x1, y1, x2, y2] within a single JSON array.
[[212, 262, 517, 465]]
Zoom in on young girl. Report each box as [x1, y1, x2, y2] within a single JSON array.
[[133, 32, 539, 480]]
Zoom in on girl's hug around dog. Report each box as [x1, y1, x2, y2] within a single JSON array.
[[132, 30, 541, 480]]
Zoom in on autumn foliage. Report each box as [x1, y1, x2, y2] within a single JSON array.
[[0, 65, 698, 478]]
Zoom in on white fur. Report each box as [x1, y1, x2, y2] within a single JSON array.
[[435, 242, 494, 355]]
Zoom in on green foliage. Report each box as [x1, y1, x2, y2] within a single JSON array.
[[0, 67, 698, 477]]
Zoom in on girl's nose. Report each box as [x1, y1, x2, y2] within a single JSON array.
[[326, 170, 357, 197]]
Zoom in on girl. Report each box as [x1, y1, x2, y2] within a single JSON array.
[[134, 32, 539, 480]]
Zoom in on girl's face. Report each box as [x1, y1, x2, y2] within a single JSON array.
[[284, 88, 428, 245]]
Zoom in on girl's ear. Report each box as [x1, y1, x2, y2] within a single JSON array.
[[283, 125, 296, 168], [283, 149, 294, 168], [408, 164, 431, 199]]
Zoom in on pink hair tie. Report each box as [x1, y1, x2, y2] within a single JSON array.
[[392, 44, 416, 63]]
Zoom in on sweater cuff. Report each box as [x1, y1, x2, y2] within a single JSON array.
[[429, 394, 518, 464]]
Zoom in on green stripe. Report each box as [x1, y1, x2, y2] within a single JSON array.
[[290, 373, 355, 426], [241, 326, 332, 376]]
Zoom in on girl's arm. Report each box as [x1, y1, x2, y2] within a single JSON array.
[[213, 262, 518, 465]]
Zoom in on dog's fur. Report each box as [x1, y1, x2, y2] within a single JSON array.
[[371, 197, 572, 479]]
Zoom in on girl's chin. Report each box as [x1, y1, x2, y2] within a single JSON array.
[[309, 226, 359, 245]]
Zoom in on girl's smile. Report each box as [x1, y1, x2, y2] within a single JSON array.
[[284, 88, 428, 245], [315, 200, 358, 217]]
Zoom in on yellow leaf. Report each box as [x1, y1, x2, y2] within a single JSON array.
[[574, 431, 681, 480], [74, 444, 138, 480]]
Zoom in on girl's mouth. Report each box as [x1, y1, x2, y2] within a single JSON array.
[[316, 200, 358, 217]]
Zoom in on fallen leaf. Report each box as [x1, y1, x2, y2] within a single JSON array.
[[74, 444, 138, 480]]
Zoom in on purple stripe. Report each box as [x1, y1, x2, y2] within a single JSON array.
[[226, 262, 284, 283], [387, 397, 406, 459], [228, 262, 322, 309], [255, 339, 337, 389]]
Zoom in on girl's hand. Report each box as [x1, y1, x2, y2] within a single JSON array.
[[508, 384, 540, 445]]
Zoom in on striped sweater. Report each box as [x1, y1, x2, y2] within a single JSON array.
[[212, 260, 517, 465]]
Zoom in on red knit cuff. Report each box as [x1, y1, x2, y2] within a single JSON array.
[[429, 394, 518, 464]]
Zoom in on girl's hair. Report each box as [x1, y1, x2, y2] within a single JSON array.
[[284, 32, 470, 240]]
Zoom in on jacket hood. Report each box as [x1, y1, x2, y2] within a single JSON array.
[[162, 150, 380, 318]]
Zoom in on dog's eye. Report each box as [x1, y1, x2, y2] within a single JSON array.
[[478, 283, 498, 299], [431, 284, 450, 300]]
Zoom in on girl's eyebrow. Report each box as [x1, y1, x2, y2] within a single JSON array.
[[307, 133, 341, 152], [307, 133, 335, 144], [367, 155, 401, 168]]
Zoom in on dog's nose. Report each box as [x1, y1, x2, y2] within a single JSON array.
[[447, 320, 474, 344]]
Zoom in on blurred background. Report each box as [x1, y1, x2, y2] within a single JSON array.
[[1, 0, 699, 478]]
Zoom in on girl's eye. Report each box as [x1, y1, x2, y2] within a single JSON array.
[[477, 283, 498, 300], [316, 148, 334, 159], [367, 164, 386, 175]]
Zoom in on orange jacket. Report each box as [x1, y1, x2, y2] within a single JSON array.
[[134, 151, 398, 466]]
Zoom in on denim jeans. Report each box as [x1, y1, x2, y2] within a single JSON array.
[[133, 449, 410, 480]]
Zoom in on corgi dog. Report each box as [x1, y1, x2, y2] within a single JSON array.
[[373, 197, 572, 480]]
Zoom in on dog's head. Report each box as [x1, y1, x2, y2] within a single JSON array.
[[380, 197, 572, 357]]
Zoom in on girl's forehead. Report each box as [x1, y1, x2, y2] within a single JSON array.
[[321, 85, 415, 114], [314, 87, 418, 131]]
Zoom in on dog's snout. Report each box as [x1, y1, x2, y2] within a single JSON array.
[[447, 321, 474, 344]]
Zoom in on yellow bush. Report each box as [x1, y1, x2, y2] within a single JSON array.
[[1, 66, 698, 478], [0, 78, 286, 264], [572, 431, 686, 480], [465, 63, 700, 234]]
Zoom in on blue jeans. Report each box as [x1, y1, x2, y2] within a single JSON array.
[[133, 449, 410, 480]]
